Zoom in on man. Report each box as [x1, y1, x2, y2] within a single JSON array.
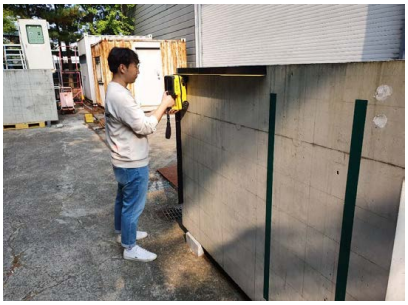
[[104, 47, 175, 262]]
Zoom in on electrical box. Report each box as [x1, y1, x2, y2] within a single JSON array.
[[18, 19, 53, 69]]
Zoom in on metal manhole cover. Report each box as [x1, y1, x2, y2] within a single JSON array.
[[157, 206, 182, 221]]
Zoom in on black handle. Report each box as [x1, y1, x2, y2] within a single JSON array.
[[165, 108, 171, 139]]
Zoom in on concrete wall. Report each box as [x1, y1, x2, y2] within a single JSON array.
[[181, 60, 405, 300], [3, 70, 58, 124]]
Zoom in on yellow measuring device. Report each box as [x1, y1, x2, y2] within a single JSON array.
[[164, 75, 187, 111], [164, 75, 188, 139]]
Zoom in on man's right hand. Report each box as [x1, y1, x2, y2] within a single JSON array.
[[162, 91, 175, 109]]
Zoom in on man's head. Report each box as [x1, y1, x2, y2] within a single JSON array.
[[108, 47, 140, 83]]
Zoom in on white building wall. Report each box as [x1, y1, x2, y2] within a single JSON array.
[[201, 4, 405, 66]]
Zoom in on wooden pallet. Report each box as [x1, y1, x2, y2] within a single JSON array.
[[3, 121, 45, 130]]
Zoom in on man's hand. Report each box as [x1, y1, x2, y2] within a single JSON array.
[[162, 91, 175, 109]]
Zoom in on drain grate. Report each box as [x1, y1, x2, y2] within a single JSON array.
[[157, 206, 182, 221]]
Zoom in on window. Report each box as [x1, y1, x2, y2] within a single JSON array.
[[26, 25, 44, 44], [79, 55, 86, 64]]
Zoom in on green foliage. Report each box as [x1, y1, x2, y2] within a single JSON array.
[[3, 4, 136, 44], [80, 5, 135, 35], [3, 8, 17, 33]]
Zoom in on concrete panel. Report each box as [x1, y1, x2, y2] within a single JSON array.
[[346, 251, 390, 300], [302, 264, 335, 301], [305, 226, 339, 283], [4, 70, 58, 124], [182, 60, 404, 301]]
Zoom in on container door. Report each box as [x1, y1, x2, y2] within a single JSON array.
[[132, 44, 164, 109]]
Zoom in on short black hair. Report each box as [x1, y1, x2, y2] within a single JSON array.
[[107, 47, 139, 74]]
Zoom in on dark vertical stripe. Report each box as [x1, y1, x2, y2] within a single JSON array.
[[176, 111, 184, 204], [335, 100, 368, 301], [263, 93, 277, 300]]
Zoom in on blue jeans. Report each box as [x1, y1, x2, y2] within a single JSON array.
[[113, 165, 149, 249]]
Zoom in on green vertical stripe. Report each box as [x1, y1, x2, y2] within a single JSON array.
[[263, 93, 277, 300], [335, 100, 368, 301]]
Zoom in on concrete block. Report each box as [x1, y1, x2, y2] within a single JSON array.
[[182, 133, 194, 159], [372, 61, 405, 108], [269, 270, 305, 301], [224, 254, 256, 300], [256, 164, 267, 201], [307, 187, 344, 244], [200, 115, 212, 145], [257, 93, 271, 132], [255, 130, 268, 167], [199, 143, 222, 174], [180, 111, 193, 136], [228, 154, 258, 195], [184, 174, 199, 203], [343, 62, 386, 105], [225, 78, 261, 130], [289, 179, 310, 224], [198, 185, 216, 217], [191, 114, 202, 140], [270, 234, 287, 281], [220, 202, 257, 253], [323, 194, 344, 243], [310, 145, 348, 200], [197, 162, 214, 196], [305, 226, 339, 282], [183, 199, 200, 229], [351, 206, 397, 270], [199, 229, 223, 266], [285, 250, 305, 295], [279, 211, 307, 260], [274, 136, 296, 179], [199, 208, 223, 252], [302, 264, 335, 301], [222, 123, 258, 161], [212, 77, 228, 121], [221, 178, 257, 222], [210, 118, 223, 149], [254, 258, 265, 300], [269, 271, 286, 301], [357, 159, 404, 221], [186, 232, 204, 257], [346, 251, 390, 300], [293, 140, 314, 185], [255, 196, 266, 261], [4, 70, 58, 124], [274, 173, 295, 213], [182, 211, 200, 243], [362, 104, 405, 168]]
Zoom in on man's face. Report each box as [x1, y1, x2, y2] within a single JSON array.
[[121, 62, 140, 84]]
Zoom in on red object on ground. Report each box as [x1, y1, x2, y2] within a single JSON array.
[[157, 165, 178, 188]]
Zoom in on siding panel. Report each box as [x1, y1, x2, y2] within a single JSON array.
[[135, 4, 196, 67], [201, 4, 405, 66]]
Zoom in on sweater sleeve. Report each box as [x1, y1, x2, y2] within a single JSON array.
[[119, 98, 159, 136]]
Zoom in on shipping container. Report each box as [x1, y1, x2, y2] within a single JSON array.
[[90, 37, 187, 109]]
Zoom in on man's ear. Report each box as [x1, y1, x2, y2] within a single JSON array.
[[119, 64, 125, 74]]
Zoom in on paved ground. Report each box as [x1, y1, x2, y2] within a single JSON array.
[[3, 108, 248, 301]]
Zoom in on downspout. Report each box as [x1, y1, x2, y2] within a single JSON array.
[[194, 4, 202, 67]]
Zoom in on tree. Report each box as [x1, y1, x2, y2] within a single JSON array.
[[79, 5, 135, 35], [3, 4, 136, 85], [3, 8, 17, 34], [4, 4, 136, 43]]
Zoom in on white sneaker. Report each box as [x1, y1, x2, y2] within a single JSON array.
[[116, 231, 148, 244], [123, 245, 157, 262]]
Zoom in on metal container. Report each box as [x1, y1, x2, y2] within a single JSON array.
[[90, 37, 187, 109]]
